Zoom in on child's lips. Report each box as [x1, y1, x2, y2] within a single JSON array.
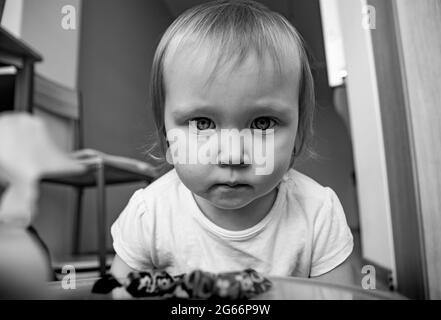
[[212, 183, 251, 191]]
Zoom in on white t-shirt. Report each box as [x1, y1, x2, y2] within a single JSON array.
[[111, 168, 353, 277]]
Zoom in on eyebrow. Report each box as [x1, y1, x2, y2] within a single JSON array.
[[171, 103, 295, 120]]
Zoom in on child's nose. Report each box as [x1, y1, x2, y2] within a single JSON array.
[[218, 153, 251, 167], [217, 132, 251, 167]]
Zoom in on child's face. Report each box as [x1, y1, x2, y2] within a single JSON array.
[[163, 46, 300, 210]]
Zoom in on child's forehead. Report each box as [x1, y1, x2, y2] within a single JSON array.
[[162, 38, 301, 117], [163, 38, 301, 89]]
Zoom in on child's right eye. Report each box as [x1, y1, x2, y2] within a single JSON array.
[[189, 117, 216, 131]]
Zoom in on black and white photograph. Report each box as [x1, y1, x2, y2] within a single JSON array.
[[0, 0, 440, 306]]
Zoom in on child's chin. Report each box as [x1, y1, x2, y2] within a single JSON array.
[[210, 197, 252, 210]]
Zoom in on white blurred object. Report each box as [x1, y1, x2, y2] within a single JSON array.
[[1, 0, 24, 38], [0, 113, 86, 298], [0, 226, 50, 297], [0, 113, 85, 227], [319, 0, 347, 87]]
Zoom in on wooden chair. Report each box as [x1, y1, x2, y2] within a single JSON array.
[[33, 74, 158, 276]]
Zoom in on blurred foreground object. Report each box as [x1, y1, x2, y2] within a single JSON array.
[[0, 112, 85, 298], [92, 268, 272, 300], [0, 112, 85, 226]]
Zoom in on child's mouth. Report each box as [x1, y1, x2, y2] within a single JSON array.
[[213, 183, 251, 191]]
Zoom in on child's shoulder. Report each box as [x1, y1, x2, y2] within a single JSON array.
[[136, 168, 182, 198], [284, 169, 337, 213], [124, 168, 183, 218], [285, 169, 328, 196]]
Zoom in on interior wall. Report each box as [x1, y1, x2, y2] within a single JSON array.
[[78, 0, 173, 254], [20, 0, 81, 90]]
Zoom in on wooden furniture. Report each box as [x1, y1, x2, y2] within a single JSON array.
[[0, 26, 42, 112], [34, 74, 158, 276]]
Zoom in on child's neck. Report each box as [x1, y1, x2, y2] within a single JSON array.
[[193, 187, 278, 231]]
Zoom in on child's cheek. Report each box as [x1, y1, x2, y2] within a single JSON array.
[[166, 128, 214, 165], [196, 134, 220, 165], [174, 163, 213, 196]]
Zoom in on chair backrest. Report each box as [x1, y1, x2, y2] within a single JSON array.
[[33, 74, 83, 150]]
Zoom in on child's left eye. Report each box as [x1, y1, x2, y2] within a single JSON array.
[[251, 117, 277, 130]]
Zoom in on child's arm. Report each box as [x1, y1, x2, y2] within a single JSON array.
[[309, 187, 356, 287], [311, 254, 356, 287], [110, 254, 139, 280], [110, 189, 155, 281]]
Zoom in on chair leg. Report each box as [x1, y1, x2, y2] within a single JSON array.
[[96, 163, 107, 276], [72, 188, 83, 255]]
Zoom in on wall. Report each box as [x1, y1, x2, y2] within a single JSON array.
[[78, 0, 173, 254], [20, 0, 81, 90]]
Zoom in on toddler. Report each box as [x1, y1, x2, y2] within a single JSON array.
[[111, 0, 354, 285]]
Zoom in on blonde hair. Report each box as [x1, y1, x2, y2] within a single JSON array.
[[148, 0, 315, 170]]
